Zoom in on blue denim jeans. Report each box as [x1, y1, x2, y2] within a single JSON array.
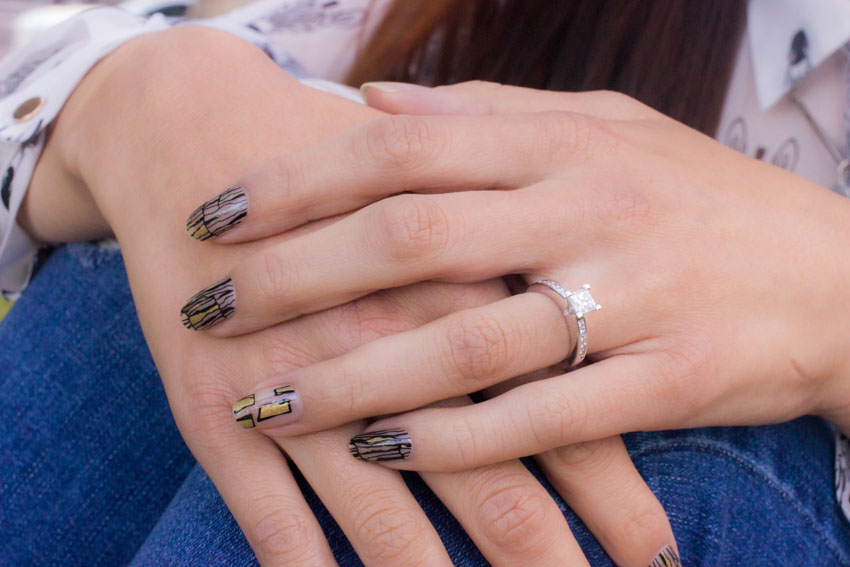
[[2, 242, 850, 566]]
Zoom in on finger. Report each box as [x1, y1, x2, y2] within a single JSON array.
[[276, 280, 509, 362], [536, 436, 681, 567], [361, 80, 660, 120], [231, 293, 577, 436], [193, 431, 338, 566], [281, 423, 453, 567], [184, 111, 580, 243], [182, 188, 577, 335], [420, 398, 589, 567], [347, 355, 686, 472]]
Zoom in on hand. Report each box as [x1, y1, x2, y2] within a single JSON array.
[[181, 79, 850, 471], [33, 29, 677, 566]]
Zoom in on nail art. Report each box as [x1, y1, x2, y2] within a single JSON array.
[[186, 186, 248, 240], [349, 429, 412, 461], [181, 277, 235, 331], [649, 545, 681, 567], [232, 385, 301, 429]]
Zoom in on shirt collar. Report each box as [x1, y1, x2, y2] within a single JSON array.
[[748, 0, 850, 109]]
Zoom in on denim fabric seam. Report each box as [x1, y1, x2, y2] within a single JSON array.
[[630, 438, 850, 566]]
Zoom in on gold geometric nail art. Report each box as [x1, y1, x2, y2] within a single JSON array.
[[236, 414, 256, 429], [232, 394, 255, 414], [187, 186, 248, 241], [257, 399, 292, 422], [649, 545, 681, 567], [181, 277, 236, 331], [232, 385, 301, 430]]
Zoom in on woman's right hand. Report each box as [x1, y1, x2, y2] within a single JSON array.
[[22, 25, 678, 566]]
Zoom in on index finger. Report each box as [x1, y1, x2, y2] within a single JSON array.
[[361, 80, 662, 120], [185, 111, 582, 244]]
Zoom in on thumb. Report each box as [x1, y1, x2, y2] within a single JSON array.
[[360, 80, 537, 115], [360, 80, 655, 120]]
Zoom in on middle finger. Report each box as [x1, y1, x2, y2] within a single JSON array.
[[182, 187, 577, 336]]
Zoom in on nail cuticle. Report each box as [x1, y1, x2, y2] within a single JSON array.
[[349, 429, 412, 462], [187, 186, 248, 241]]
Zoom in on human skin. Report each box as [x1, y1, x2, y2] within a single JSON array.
[[14, 26, 678, 567], [188, 80, 850, 473]]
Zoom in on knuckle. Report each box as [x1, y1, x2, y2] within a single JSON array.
[[250, 507, 318, 563], [265, 154, 303, 204], [534, 111, 600, 163], [373, 195, 451, 265], [473, 475, 552, 553], [336, 363, 367, 416], [258, 330, 317, 372], [650, 346, 713, 419], [335, 296, 412, 347], [254, 249, 292, 303], [361, 114, 445, 172], [526, 386, 588, 449], [548, 440, 618, 476], [443, 311, 512, 383], [451, 416, 482, 470], [348, 491, 426, 564], [620, 502, 671, 545], [177, 372, 239, 437]]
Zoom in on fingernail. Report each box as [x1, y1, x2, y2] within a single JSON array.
[[349, 429, 412, 461], [360, 81, 427, 97], [232, 385, 302, 429], [649, 545, 681, 567], [181, 277, 236, 331], [186, 186, 248, 240]]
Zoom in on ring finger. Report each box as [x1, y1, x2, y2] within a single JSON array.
[[231, 288, 638, 437]]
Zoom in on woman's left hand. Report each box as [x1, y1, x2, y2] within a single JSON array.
[[184, 81, 850, 471]]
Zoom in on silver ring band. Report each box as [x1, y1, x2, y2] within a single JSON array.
[[531, 280, 601, 367]]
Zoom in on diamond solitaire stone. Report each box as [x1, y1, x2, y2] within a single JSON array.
[[531, 280, 601, 368], [567, 285, 601, 318]]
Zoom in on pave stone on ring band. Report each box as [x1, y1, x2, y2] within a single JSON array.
[[532, 280, 601, 367]]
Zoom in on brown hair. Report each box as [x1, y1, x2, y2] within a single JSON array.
[[348, 0, 745, 136]]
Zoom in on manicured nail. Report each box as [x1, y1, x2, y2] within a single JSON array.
[[232, 385, 301, 429], [360, 81, 427, 97], [649, 545, 681, 567], [349, 429, 412, 461], [186, 186, 248, 240], [181, 277, 235, 331]]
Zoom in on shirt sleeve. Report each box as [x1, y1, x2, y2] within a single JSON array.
[[0, 3, 326, 301], [0, 7, 171, 300]]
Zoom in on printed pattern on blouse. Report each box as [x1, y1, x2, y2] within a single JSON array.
[[0, 0, 378, 300]]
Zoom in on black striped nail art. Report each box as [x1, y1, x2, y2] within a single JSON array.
[[649, 545, 681, 567], [187, 187, 248, 240], [349, 429, 412, 461], [181, 277, 236, 330]]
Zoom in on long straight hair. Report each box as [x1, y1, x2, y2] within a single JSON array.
[[348, 0, 746, 136]]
